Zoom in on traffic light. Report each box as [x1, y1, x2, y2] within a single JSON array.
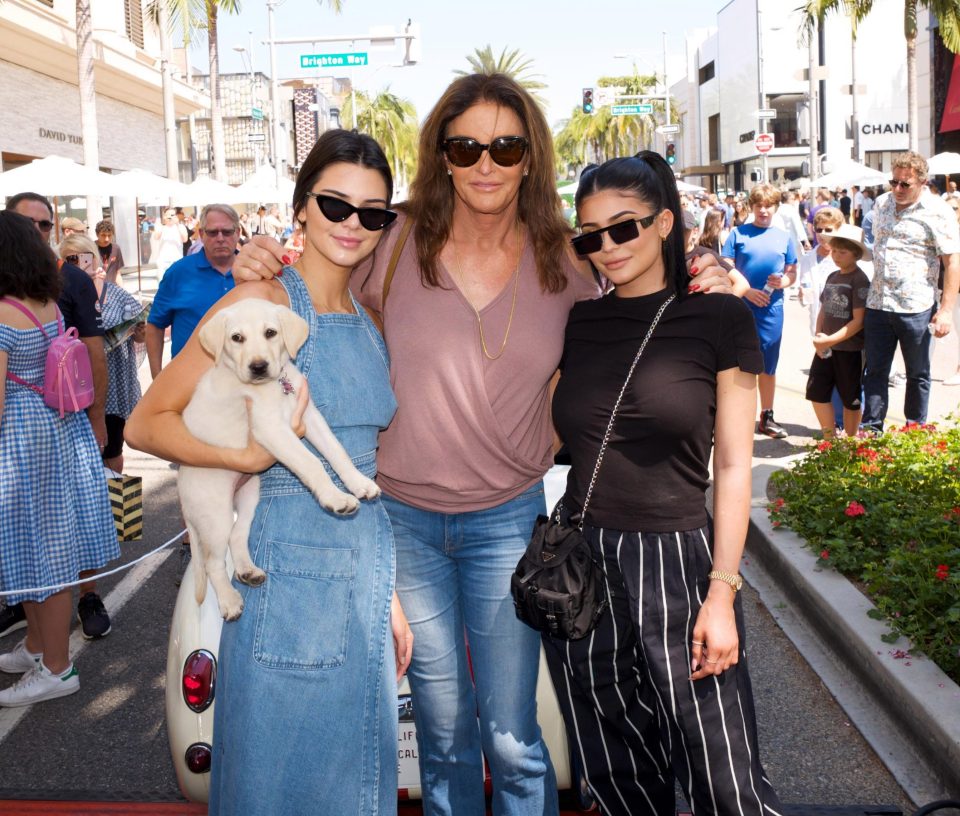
[[666, 142, 676, 165], [582, 88, 594, 115]]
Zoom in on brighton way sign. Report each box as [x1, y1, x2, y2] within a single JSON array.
[[300, 52, 369, 69]]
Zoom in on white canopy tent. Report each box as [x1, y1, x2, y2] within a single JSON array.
[[925, 152, 960, 176], [808, 160, 887, 190], [0, 155, 119, 198], [234, 165, 295, 207]]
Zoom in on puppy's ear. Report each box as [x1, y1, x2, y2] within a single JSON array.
[[277, 306, 309, 358], [198, 310, 229, 364]]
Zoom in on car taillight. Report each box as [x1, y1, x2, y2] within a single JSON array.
[[182, 649, 216, 712], [185, 742, 212, 774]]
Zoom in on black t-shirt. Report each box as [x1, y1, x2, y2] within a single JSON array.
[[58, 261, 104, 337], [553, 287, 762, 532]]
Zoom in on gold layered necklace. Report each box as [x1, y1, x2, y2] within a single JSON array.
[[451, 221, 522, 361]]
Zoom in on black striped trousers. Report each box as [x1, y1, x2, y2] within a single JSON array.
[[541, 525, 783, 816]]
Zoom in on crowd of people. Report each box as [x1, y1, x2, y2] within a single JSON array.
[[0, 69, 957, 815]]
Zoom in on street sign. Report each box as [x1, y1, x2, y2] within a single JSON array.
[[658, 124, 680, 134], [611, 103, 654, 116], [756, 108, 777, 119], [248, 133, 267, 143], [754, 133, 775, 154], [251, 107, 263, 121], [300, 52, 369, 69]]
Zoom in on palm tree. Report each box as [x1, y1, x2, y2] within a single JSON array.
[[800, 0, 960, 151], [76, 0, 101, 228], [454, 45, 547, 104], [342, 89, 419, 189]]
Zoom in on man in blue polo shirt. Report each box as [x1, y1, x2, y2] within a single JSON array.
[[146, 203, 239, 378]]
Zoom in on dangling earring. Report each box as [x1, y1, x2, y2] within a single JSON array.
[[447, 168, 452, 176], [523, 169, 529, 177]]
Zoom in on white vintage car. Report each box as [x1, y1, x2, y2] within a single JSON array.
[[165, 466, 581, 805]]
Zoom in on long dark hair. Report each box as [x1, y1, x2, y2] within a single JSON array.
[[575, 151, 688, 298], [408, 72, 570, 293], [292, 129, 393, 226], [699, 209, 724, 252], [0, 211, 61, 302]]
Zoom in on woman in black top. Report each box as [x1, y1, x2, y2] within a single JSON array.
[[543, 152, 782, 815]]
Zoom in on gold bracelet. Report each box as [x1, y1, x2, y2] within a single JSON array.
[[707, 570, 743, 592]]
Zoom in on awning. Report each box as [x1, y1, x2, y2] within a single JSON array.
[[681, 163, 726, 175], [940, 54, 960, 133]]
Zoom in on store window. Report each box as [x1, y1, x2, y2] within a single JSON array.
[[698, 61, 715, 85], [125, 0, 144, 49], [708, 114, 720, 162]]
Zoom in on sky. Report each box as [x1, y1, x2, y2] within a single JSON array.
[[195, 0, 727, 128]]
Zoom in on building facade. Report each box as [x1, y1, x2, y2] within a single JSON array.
[[1, 0, 206, 176], [675, 0, 936, 191]]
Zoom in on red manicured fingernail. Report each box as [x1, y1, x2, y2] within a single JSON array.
[[275, 268, 283, 277], [281, 254, 292, 265], [688, 283, 700, 292], [690, 266, 699, 276]]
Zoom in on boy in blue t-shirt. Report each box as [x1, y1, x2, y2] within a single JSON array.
[[721, 183, 799, 438]]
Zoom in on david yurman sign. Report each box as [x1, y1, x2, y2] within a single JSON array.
[[38, 128, 83, 145]]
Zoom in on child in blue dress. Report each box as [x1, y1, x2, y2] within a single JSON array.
[[0, 211, 118, 707], [126, 131, 412, 815], [722, 183, 799, 439]]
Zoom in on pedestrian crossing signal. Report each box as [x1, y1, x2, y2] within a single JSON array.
[[582, 88, 594, 115], [666, 142, 677, 165]]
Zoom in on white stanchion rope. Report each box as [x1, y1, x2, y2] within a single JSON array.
[[0, 529, 187, 598]]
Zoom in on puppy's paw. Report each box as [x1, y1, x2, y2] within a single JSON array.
[[236, 565, 267, 587], [219, 588, 245, 621], [345, 474, 381, 500], [318, 489, 360, 516]]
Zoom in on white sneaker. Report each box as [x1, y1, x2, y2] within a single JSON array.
[[0, 661, 79, 707], [0, 639, 41, 674]]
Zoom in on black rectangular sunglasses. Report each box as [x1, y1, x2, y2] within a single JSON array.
[[441, 136, 529, 168], [570, 214, 658, 256], [306, 192, 398, 231]]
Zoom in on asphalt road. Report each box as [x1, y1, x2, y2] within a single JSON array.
[[1, 283, 954, 811]]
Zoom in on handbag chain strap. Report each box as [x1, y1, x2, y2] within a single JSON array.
[[576, 292, 676, 532]]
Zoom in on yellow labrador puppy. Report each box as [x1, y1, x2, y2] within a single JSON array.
[[178, 298, 380, 620]]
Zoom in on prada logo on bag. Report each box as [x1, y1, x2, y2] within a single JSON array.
[[542, 552, 556, 562]]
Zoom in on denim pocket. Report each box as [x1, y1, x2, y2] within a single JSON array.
[[254, 540, 357, 669]]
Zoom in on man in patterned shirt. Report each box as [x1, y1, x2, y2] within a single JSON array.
[[862, 151, 960, 432]]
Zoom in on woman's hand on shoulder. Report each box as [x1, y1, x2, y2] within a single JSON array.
[[688, 253, 734, 295], [233, 234, 287, 282]]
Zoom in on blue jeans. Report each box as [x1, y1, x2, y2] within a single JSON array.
[[383, 483, 558, 816], [862, 306, 934, 431]]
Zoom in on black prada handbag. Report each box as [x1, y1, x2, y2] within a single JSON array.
[[511, 503, 608, 640], [511, 293, 675, 641]]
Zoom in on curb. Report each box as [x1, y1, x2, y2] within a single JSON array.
[[744, 462, 960, 801]]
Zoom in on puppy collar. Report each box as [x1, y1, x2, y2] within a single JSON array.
[[278, 370, 295, 395]]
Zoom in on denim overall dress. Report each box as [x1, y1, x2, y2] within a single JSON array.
[[209, 268, 398, 815]]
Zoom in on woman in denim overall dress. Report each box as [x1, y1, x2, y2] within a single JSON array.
[[126, 131, 411, 814]]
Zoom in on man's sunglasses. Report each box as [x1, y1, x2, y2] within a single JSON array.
[[203, 228, 237, 238], [814, 227, 834, 234], [441, 136, 529, 168], [306, 192, 397, 231], [570, 214, 659, 256], [889, 179, 915, 190], [32, 218, 54, 232]]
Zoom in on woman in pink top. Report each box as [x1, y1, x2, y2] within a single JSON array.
[[233, 73, 733, 814]]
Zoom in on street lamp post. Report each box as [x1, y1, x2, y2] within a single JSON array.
[[234, 34, 261, 178], [267, 0, 284, 191], [757, 3, 768, 183]]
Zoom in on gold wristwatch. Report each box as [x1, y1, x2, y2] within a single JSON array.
[[707, 570, 743, 592]]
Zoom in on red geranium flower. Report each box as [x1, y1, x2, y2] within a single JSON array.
[[936, 564, 950, 582], [844, 500, 867, 517], [856, 446, 879, 461], [817, 440, 832, 452], [820, 549, 830, 560]]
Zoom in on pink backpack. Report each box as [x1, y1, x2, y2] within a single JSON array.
[[2, 298, 95, 417]]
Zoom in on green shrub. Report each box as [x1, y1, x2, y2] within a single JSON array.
[[768, 421, 960, 684]]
